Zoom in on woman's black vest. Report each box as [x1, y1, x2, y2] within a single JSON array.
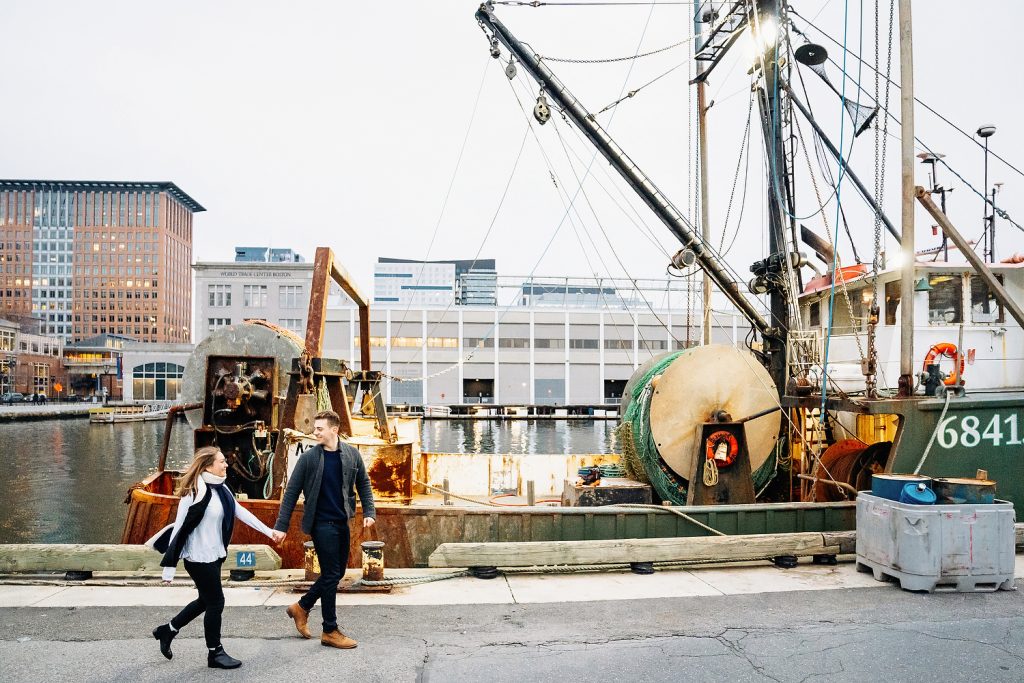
[[152, 483, 236, 568]]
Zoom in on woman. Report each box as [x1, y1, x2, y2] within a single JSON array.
[[146, 446, 278, 669]]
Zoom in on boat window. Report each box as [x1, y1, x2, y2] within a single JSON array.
[[969, 274, 1005, 324], [927, 273, 962, 324], [884, 280, 900, 325]]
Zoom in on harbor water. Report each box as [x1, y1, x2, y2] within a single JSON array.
[[0, 418, 618, 544]]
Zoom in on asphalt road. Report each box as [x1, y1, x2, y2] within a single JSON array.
[[2, 582, 1022, 682]]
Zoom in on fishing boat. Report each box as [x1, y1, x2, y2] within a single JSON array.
[[122, 1, 1023, 568], [89, 404, 171, 424]]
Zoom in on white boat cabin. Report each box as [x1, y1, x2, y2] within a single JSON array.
[[797, 262, 1024, 394]]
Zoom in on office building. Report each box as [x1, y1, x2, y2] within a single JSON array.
[[0, 179, 204, 343], [193, 260, 315, 343], [0, 317, 66, 397], [325, 276, 749, 406], [234, 246, 305, 263], [374, 258, 498, 307]]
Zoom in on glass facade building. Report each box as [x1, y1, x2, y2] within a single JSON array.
[[0, 180, 204, 343]]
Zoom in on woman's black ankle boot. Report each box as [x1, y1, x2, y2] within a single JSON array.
[[208, 645, 242, 669], [152, 624, 176, 660]]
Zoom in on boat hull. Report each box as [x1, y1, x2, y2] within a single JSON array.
[[123, 471, 855, 568]]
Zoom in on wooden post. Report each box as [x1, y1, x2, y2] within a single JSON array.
[[915, 188, 1024, 330], [897, 0, 916, 396]]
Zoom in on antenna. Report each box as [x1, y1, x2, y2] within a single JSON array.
[[795, 42, 878, 137]]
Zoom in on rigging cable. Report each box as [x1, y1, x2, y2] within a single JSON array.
[[379, 55, 492, 373], [790, 8, 1024, 182], [820, 0, 851, 421], [386, 2, 663, 386]]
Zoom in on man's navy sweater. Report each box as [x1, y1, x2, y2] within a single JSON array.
[[315, 447, 347, 522]]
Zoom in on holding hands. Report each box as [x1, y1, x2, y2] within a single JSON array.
[[271, 530, 287, 544]]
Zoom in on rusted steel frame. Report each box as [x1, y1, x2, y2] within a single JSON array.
[[303, 247, 371, 371], [915, 188, 1024, 330], [157, 402, 202, 471]]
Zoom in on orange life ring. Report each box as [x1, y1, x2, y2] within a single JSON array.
[[705, 430, 740, 467], [922, 342, 965, 385]]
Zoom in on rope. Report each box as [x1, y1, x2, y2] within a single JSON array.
[[352, 571, 469, 587], [598, 503, 725, 536], [913, 389, 952, 475], [538, 34, 695, 65], [413, 478, 503, 507]]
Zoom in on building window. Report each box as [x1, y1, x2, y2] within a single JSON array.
[[603, 339, 632, 350], [639, 339, 667, 351], [208, 284, 232, 307], [0, 329, 14, 352], [131, 362, 184, 401], [389, 378, 423, 404], [0, 358, 12, 393], [391, 337, 422, 348], [243, 285, 268, 308], [278, 318, 304, 333], [279, 285, 303, 308], [534, 378, 565, 405], [207, 317, 232, 331], [569, 338, 599, 350], [498, 337, 529, 349], [353, 336, 388, 348], [33, 363, 49, 394], [970, 274, 1005, 324], [463, 337, 494, 349], [534, 338, 565, 349], [426, 337, 458, 348]]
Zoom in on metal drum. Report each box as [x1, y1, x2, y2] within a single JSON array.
[[871, 473, 932, 501], [932, 477, 997, 505]]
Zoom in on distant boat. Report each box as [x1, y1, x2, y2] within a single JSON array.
[[89, 404, 170, 424], [423, 405, 452, 417]]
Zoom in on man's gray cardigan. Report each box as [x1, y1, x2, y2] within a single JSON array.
[[274, 441, 376, 534]]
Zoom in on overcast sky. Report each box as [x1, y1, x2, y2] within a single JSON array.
[[2, 0, 1021, 294]]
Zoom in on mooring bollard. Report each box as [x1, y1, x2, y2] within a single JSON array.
[[527, 480, 536, 506], [443, 477, 452, 506], [361, 540, 386, 582], [303, 540, 320, 582]]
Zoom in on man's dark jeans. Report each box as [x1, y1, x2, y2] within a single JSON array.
[[298, 520, 349, 632]]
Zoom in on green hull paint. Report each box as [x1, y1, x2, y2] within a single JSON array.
[[862, 392, 1024, 508]]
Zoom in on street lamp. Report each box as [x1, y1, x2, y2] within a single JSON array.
[[917, 151, 950, 260], [976, 124, 997, 262]]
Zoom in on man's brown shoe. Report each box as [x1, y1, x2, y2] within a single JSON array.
[[286, 603, 311, 639], [321, 630, 357, 649]]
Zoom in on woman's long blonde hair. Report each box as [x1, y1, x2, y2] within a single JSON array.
[[175, 446, 222, 498]]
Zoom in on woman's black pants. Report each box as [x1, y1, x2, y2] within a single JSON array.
[[171, 558, 225, 648]]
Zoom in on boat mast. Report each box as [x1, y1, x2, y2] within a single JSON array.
[[693, 7, 712, 346], [475, 3, 774, 341], [750, 0, 793, 396], [897, 0, 915, 396]]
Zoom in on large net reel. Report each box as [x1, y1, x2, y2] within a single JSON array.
[[618, 344, 782, 504]]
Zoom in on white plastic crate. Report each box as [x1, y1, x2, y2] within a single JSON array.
[[855, 492, 1016, 593]]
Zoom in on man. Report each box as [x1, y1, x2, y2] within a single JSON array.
[[273, 409, 375, 649]]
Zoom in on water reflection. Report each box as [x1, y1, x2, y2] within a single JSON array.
[[420, 418, 617, 455], [0, 420, 194, 544], [0, 417, 617, 543]]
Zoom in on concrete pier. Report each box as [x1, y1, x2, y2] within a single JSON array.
[[1, 558, 1022, 682]]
